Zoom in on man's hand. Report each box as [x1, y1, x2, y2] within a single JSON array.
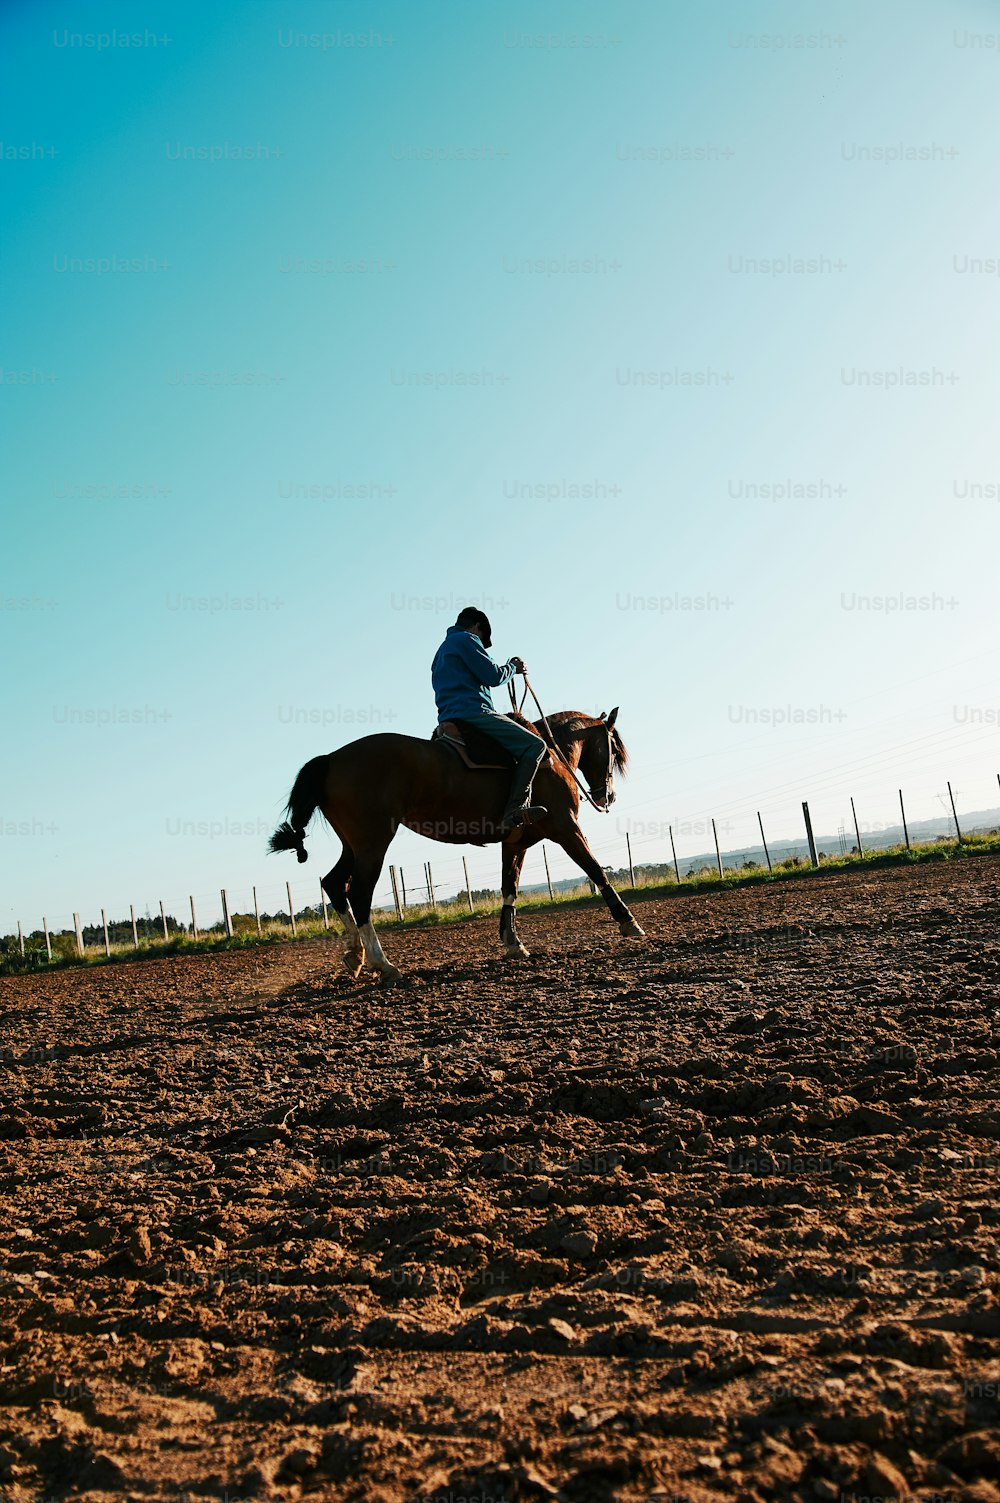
[[510, 656, 527, 674]]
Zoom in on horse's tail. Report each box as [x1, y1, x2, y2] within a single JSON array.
[[268, 754, 329, 863]]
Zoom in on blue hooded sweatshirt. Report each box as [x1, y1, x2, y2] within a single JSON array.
[[431, 626, 517, 720]]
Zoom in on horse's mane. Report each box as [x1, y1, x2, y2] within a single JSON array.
[[524, 709, 628, 774]]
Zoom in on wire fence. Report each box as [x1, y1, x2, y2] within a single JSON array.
[[7, 765, 1000, 963]]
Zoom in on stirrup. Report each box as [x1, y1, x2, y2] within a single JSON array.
[[500, 803, 547, 834]]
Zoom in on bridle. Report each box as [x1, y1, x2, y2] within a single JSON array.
[[508, 674, 614, 813], [584, 723, 616, 809]]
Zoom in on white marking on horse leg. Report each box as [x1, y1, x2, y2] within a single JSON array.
[[359, 920, 387, 967], [338, 903, 366, 976], [359, 920, 403, 984]]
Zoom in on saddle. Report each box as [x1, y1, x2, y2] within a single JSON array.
[[431, 720, 516, 772]]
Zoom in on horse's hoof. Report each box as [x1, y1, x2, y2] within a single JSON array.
[[378, 966, 407, 988], [343, 949, 365, 978], [504, 943, 530, 959], [620, 921, 645, 938]]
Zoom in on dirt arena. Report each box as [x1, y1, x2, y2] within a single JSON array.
[[1, 856, 998, 1503]]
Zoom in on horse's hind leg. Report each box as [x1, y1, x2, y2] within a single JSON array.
[[322, 845, 366, 978], [349, 843, 404, 986]]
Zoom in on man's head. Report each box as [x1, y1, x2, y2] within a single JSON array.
[[455, 606, 492, 648]]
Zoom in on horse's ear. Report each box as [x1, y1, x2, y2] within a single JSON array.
[[607, 706, 619, 727], [599, 709, 606, 720]]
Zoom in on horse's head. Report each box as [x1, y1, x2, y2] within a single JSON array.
[[583, 706, 628, 809], [541, 707, 628, 811]]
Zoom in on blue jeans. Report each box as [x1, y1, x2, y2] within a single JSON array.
[[469, 710, 547, 765]]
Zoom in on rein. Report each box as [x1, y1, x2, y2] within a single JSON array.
[[509, 674, 609, 813], [507, 676, 529, 715]]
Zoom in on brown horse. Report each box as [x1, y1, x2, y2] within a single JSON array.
[[268, 708, 645, 984]]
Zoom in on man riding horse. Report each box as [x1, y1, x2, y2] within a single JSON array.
[[268, 611, 645, 982], [431, 607, 548, 835]]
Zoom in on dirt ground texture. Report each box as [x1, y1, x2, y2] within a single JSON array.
[[1, 857, 999, 1503]]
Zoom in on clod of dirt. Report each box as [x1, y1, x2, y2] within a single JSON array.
[[940, 1431, 1000, 1474], [560, 1230, 597, 1258], [870, 1040, 919, 1070], [862, 1452, 910, 1498], [727, 1012, 765, 1034], [126, 1226, 153, 1264]]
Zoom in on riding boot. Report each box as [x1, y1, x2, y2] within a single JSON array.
[[499, 749, 548, 835]]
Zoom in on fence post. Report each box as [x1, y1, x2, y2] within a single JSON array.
[[462, 857, 474, 914], [426, 862, 436, 909], [221, 888, 233, 938], [320, 881, 329, 929], [73, 912, 84, 957], [669, 824, 681, 884], [286, 880, 297, 935], [543, 845, 554, 900], [130, 904, 138, 948], [190, 895, 199, 940], [253, 885, 261, 936], [850, 797, 864, 858], [712, 819, 723, 878], [802, 801, 819, 867], [389, 865, 402, 920], [757, 811, 772, 872], [399, 867, 407, 908], [43, 917, 52, 962], [899, 788, 910, 850], [947, 780, 963, 843], [17, 921, 24, 958], [625, 833, 635, 888], [101, 908, 110, 957], [159, 900, 169, 942]]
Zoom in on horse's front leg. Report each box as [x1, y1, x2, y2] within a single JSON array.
[[555, 825, 645, 938], [499, 842, 529, 959]]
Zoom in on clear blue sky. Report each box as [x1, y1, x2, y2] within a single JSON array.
[[3, 0, 999, 933]]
